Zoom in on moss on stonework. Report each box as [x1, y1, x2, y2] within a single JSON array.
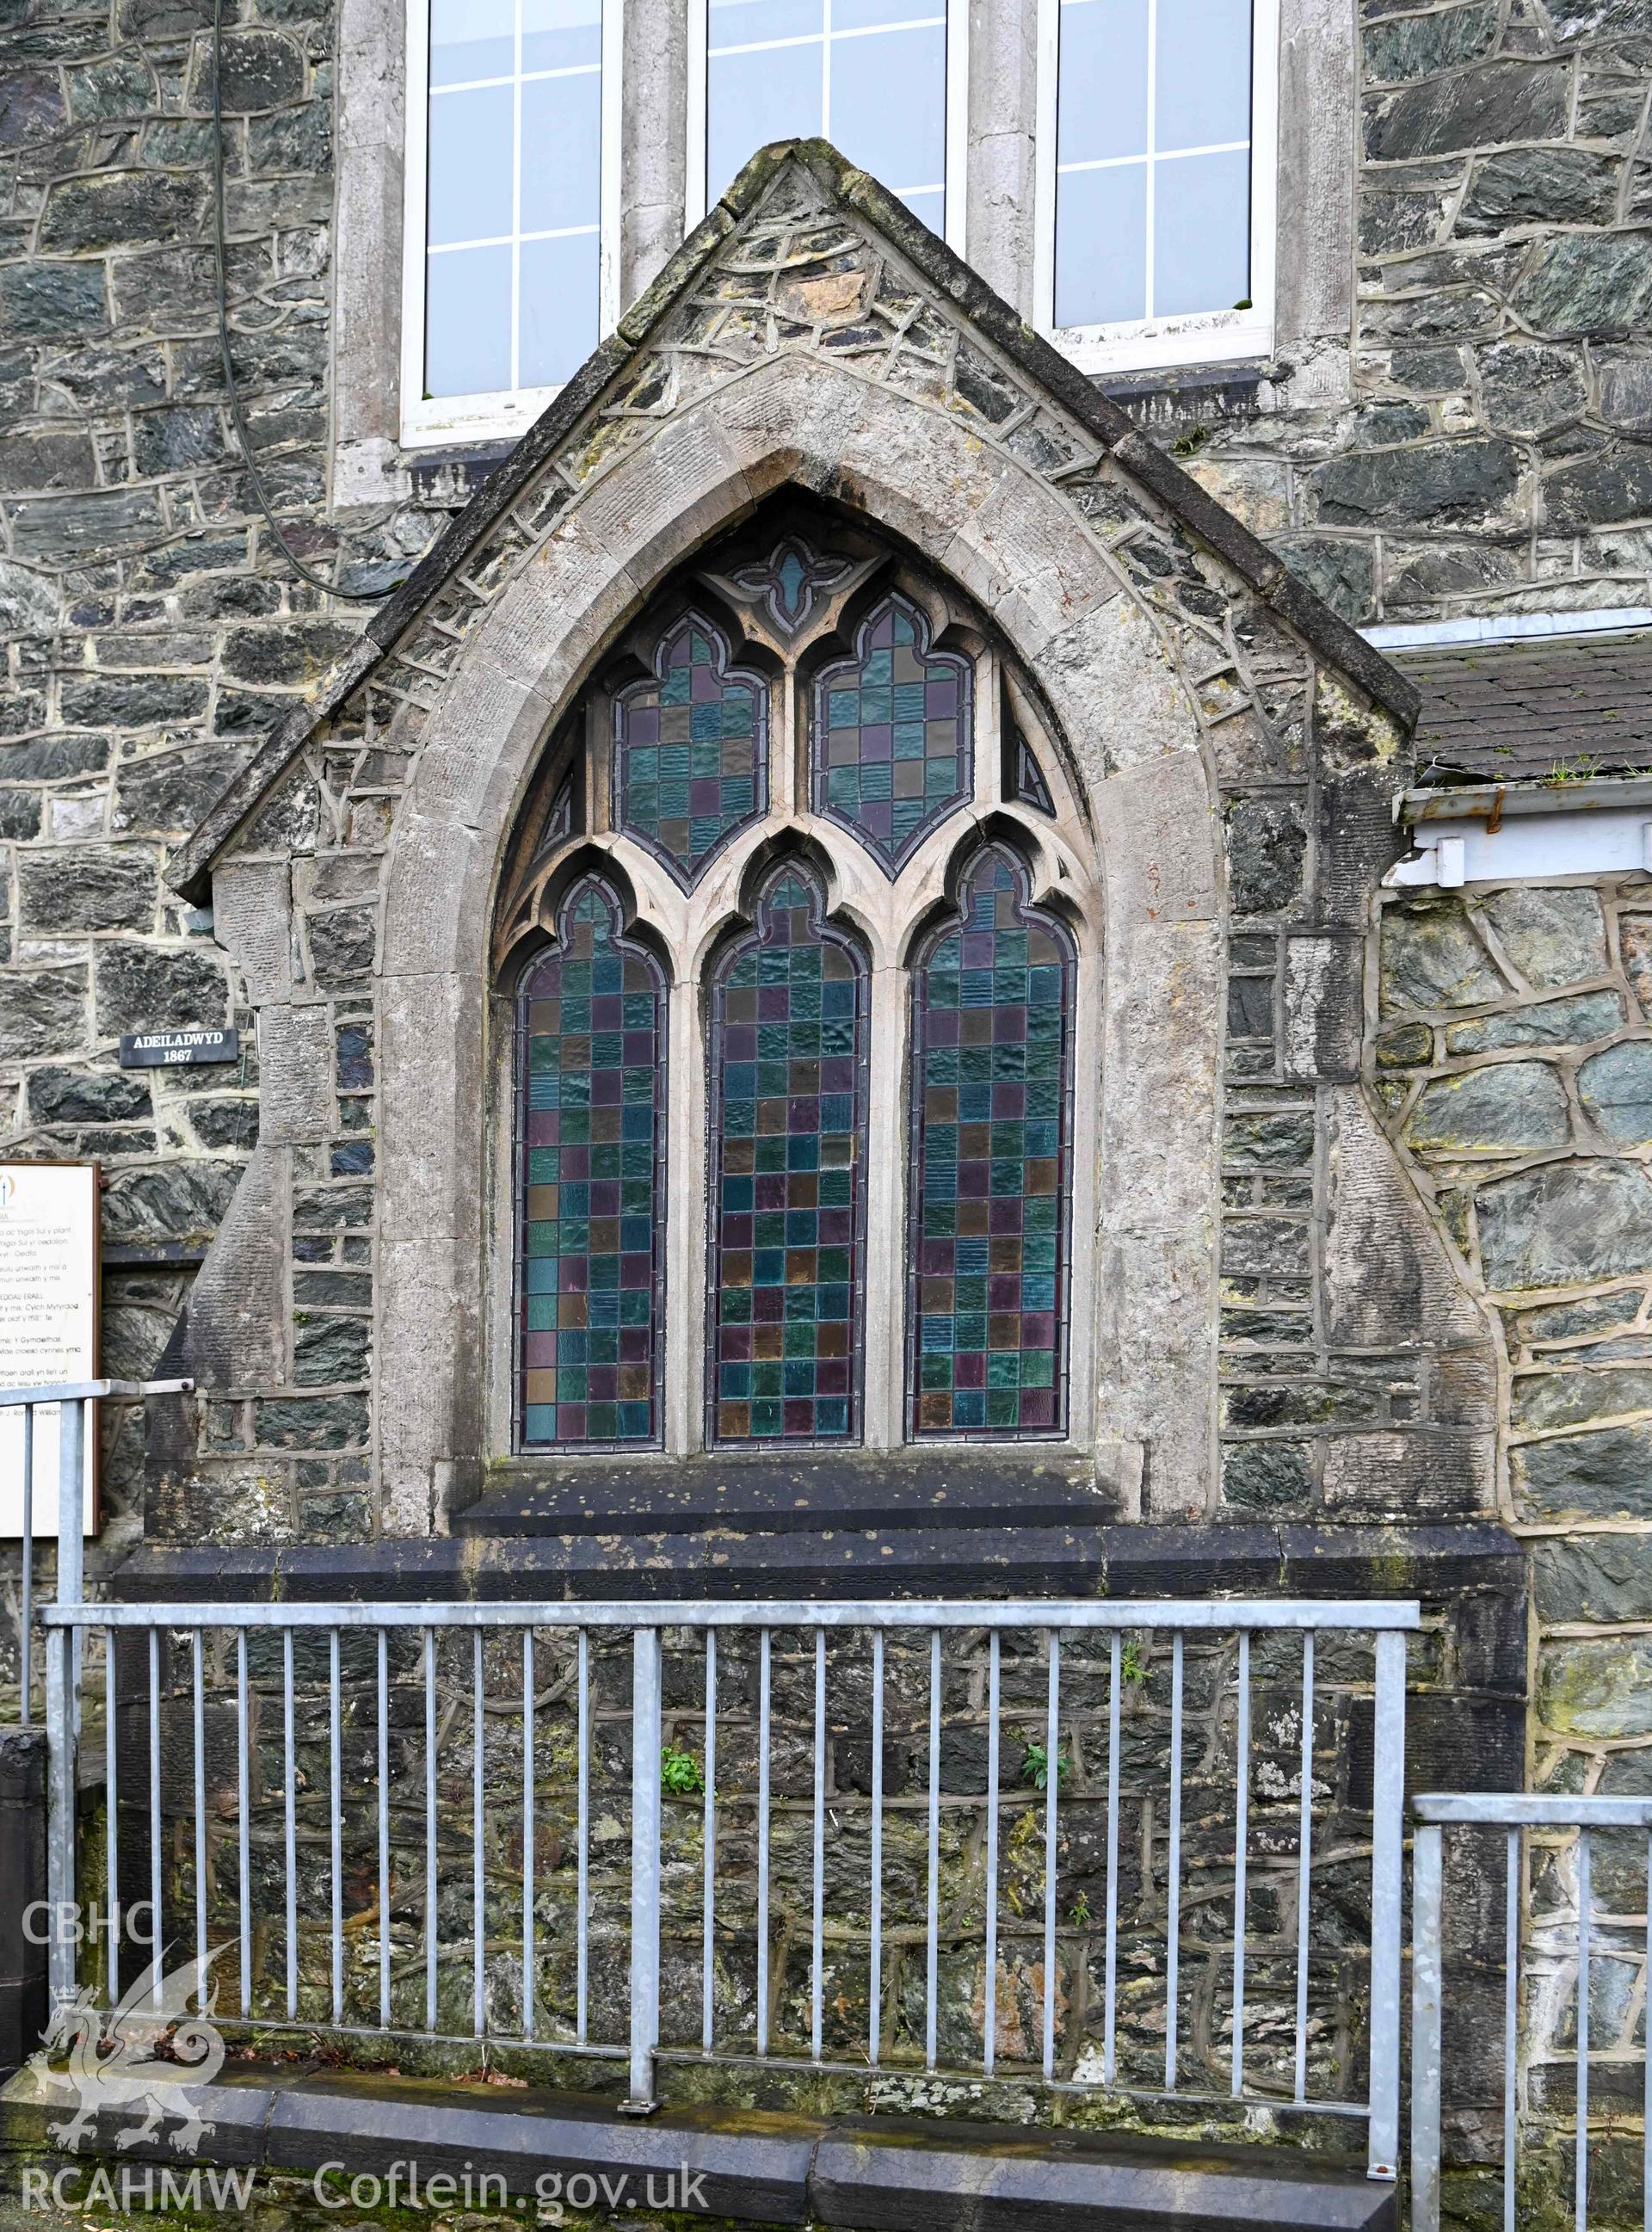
[[1314, 671, 1405, 769]]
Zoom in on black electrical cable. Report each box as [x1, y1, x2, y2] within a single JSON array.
[[211, 0, 393, 602]]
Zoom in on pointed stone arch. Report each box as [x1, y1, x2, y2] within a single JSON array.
[[373, 360, 1224, 1528]]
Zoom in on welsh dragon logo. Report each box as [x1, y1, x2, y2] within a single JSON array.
[[25, 1944, 231, 2155]]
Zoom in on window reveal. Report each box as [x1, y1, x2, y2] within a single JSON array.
[[517, 879, 667, 1447], [613, 618, 767, 889], [707, 866, 870, 1445], [909, 846, 1074, 1436], [812, 595, 971, 874]]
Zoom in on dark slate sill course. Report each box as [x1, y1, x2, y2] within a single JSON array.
[[104, 1519, 1523, 1606], [0, 2063, 1396, 2232]]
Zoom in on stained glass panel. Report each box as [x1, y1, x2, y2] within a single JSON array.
[[517, 879, 666, 1447], [614, 617, 766, 888], [708, 866, 869, 1444], [813, 595, 971, 872], [908, 847, 1074, 1438]]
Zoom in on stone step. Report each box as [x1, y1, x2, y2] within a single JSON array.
[[0, 2062, 1396, 2232]]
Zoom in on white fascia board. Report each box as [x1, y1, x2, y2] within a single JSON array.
[[1389, 783, 1652, 888]]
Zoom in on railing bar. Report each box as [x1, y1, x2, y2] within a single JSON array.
[[983, 1631, 1001, 2079], [927, 1626, 942, 2075], [1410, 1819, 1444, 2232], [627, 1627, 663, 2112], [1294, 1630, 1314, 2106], [1506, 1825, 1519, 2232], [236, 1631, 250, 2019], [1577, 1827, 1591, 2232], [379, 1629, 391, 2032], [1232, 1629, 1249, 2099], [869, 1629, 884, 2071], [472, 1627, 485, 2039], [1165, 1630, 1183, 2093], [702, 1628, 717, 2057], [52, 1598, 1425, 1632], [757, 1628, 771, 2060], [1104, 1631, 1121, 2087], [330, 1627, 342, 2025], [105, 1625, 119, 2006], [283, 1627, 297, 2022], [192, 1629, 207, 1998], [150, 1627, 163, 2010], [1043, 1627, 1060, 2083], [1368, 1629, 1408, 2181], [812, 1627, 826, 2066], [1417, 1795, 1652, 1828], [523, 1626, 535, 2044], [425, 1625, 437, 2034], [19, 1408, 32, 1725], [576, 1628, 589, 2044]]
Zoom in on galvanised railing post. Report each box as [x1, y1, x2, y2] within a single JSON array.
[[1366, 1625, 1407, 2181], [1409, 1819, 1444, 2232], [625, 1625, 663, 2113], [44, 1397, 84, 2009]]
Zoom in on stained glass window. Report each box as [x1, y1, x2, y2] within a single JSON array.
[[908, 847, 1074, 1438], [517, 879, 666, 1447], [707, 866, 869, 1445], [812, 595, 971, 873], [614, 617, 766, 889]]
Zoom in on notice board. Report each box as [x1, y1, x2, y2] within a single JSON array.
[[0, 1161, 98, 1538]]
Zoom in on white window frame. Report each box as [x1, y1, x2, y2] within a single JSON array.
[[1032, 0, 1278, 375], [684, 0, 969, 256], [399, 0, 625, 448]]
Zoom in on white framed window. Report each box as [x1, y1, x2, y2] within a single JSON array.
[[684, 0, 968, 254], [401, 0, 623, 447], [1032, 0, 1277, 374]]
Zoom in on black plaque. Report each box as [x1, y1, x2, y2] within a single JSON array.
[[118, 1027, 241, 1070]]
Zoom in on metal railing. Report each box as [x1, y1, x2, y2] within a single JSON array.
[[1411, 1792, 1652, 2232], [2, 1380, 189, 1723], [38, 1594, 1415, 2180]]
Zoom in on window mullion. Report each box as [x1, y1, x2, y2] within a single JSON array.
[[862, 959, 909, 1451], [664, 971, 702, 1454]]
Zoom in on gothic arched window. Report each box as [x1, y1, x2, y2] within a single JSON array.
[[499, 509, 1094, 1460]]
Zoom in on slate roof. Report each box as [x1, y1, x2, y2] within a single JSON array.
[[1402, 629, 1652, 786], [167, 139, 1415, 900]]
